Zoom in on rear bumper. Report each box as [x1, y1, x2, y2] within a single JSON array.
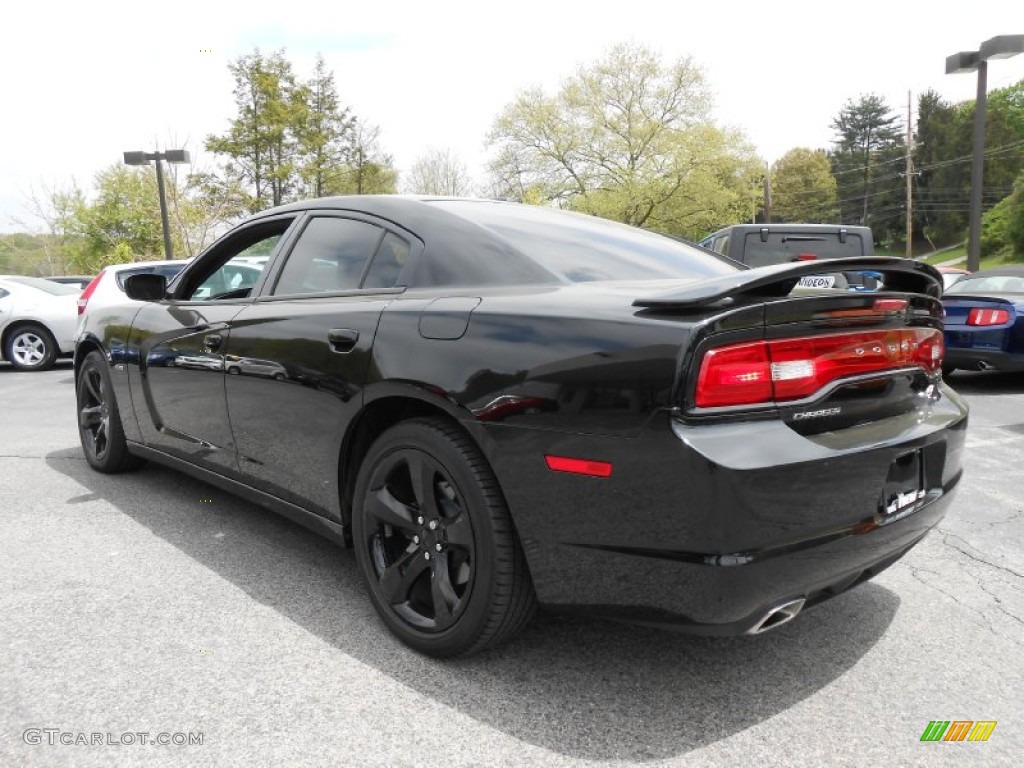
[[944, 346, 1024, 372], [476, 384, 968, 634]]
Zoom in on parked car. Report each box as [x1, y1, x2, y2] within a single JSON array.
[[76, 260, 191, 331], [0, 275, 80, 370], [74, 196, 965, 657], [45, 275, 95, 290], [937, 266, 970, 291], [698, 223, 878, 290], [942, 265, 1024, 374]]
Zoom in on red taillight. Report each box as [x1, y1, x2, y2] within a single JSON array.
[[695, 342, 772, 407], [544, 455, 613, 478], [967, 308, 1009, 326], [694, 328, 944, 409], [795, 253, 818, 261], [78, 271, 105, 315]]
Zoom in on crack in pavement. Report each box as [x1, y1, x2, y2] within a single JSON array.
[[900, 561, 1000, 637], [938, 528, 1024, 581]]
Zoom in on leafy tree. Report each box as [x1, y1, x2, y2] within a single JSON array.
[[1005, 170, 1024, 258], [912, 82, 1024, 249], [486, 43, 759, 237], [829, 94, 904, 239], [770, 148, 839, 222], [164, 160, 248, 257], [404, 148, 471, 195], [70, 165, 165, 272], [341, 120, 397, 194], [297, 54, 355, 198], [206, 49, 306, 211], [14, 183, 88, 275], [914, 90, 966, 247]]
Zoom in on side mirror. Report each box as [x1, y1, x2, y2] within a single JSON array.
[[124, 273, 168, 301]]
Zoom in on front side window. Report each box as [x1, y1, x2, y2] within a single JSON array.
[[272, 217, 384, 296], [179, 222, 292, 302]]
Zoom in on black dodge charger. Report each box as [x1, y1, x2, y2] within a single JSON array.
[[74, 196, 967, 657]]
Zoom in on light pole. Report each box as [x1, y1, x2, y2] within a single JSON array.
[[122, 149, 191, 259], [945, 35, 1024, 272]]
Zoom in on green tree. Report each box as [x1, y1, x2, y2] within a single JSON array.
[[206, 49, 306, 212], [15, 183, 88, 275], [486, 43, 759, 236], [341, 120, 398, 194], [770, 148, 839, 222], [66, 165, 168, 272], [1005, 170, 1024, 258], [829, 94, 904, 238], [297, 54, 355, 197], [914, 90, 966, 247]]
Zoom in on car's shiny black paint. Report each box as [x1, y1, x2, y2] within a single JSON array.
[[76, 196, 967, 635]]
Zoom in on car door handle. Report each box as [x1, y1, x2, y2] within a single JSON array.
[[203, 333, 223, 351], [328, 328, 359, 353]]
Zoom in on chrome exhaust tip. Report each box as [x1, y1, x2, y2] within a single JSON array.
[[746, 598, 806, 635]]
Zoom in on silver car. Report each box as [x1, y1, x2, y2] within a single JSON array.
[[0, 276, 80, 370]]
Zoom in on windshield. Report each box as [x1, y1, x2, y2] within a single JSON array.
[[432, 201, 738, 283], [4, 276, 81, 295], [945, 274, 1024, 295]]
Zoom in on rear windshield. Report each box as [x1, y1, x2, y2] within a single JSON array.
[[945, 274, 1024, 294], [741, 232, 868, 268], [3, 276, 81, 295], [115, 264, 187, 290], [431, 201, 738, 283]]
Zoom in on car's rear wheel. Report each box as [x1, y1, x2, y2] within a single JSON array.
[[352, 418, 536, 657], [77, 351, 144, 473], [5, 324, 58, 371]]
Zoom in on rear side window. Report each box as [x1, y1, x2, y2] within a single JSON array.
[[431, 201, 737, 284], [363, 232, 411, 289], [740, 232, 867, 268], [272, 217, 384, 295]]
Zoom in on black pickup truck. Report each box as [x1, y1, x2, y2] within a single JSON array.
[[698, 223, 879, 290]]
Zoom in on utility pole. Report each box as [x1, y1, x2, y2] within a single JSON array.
[[763, 162, 772, 223], [906, 91, 914, 259]]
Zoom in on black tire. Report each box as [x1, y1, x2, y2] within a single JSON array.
[[76, 351, 144, 473], [5, 323, 58, 371], [352, 418, 536, 657]]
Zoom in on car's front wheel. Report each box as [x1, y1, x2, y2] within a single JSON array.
[[76, 351, 144, 473], [352, 418, 536, 657], [5, 324, 58, 371]]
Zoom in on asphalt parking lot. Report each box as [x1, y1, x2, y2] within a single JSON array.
[[1, 361, 1021, 767]]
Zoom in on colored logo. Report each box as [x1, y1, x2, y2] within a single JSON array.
[[920, 721, 996, 742]]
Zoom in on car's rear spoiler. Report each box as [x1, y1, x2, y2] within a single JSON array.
[[633, 257, 943, 308]]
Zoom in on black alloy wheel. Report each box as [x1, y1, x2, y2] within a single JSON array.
[[76, 351, 144, 473], [352, 418, 536, 656]]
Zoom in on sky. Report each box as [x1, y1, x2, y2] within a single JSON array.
[[3, 0, 1023, 234]]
